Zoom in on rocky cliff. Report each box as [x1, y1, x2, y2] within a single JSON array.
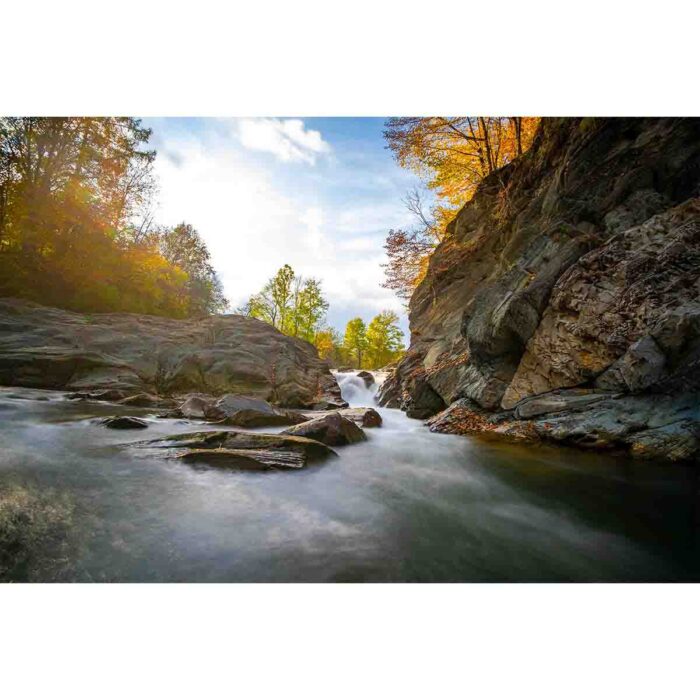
[[0, 299, 343, 408], [379, 118, 700, 462]]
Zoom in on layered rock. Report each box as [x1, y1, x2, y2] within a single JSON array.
[[140, 429, 337, 471], [0, 299, 343, 408], [381, 118, 700, 462]]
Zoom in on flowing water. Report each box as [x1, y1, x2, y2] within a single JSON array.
[[0, 375, 698, 582]]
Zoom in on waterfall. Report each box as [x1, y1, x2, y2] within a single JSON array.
[[333, 371, 382, 407]]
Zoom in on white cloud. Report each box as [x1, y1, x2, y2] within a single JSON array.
[[146, 118, 409, 333], [237, 118, 331, 165]]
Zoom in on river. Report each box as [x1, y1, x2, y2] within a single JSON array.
[[0, 374, 698, 582]]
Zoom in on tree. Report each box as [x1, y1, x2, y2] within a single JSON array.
[[314, 327, 344, 365], [157, 222, 228, 315], [365, 310, 404, 369], [288, 277, 329, 341], [0, 117, 227, 319], [382, 117, 540, 300], [382, 189, 441, 301], [242, 264, 329, 342], [343, 318, 368, 368]]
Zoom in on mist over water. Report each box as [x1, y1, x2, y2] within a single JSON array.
[[0, 378, 698, 582]]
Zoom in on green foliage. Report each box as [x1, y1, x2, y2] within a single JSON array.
[[366, 310, 404, 368], [241, 264, 329, 342], [343, 317, 368, 368], [0, 117, 228, 318]]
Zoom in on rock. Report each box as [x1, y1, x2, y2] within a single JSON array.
[[178, 395, 216, 419], [380, 117, 700, 461], [178, 448, 307, 470], [502, 201, 700, 407], [301, 407, 382, 428], [340, 407, 382, 428], [282, 413, 366, 446], [211, 394, 308, 427], [143, 430, 337, 463], [68, 388, 130, 402], [99, 416, 149, 430], [118, 393, 175, 408], [0, 299, 343, 408], [513, 390, 614, 419], [404, 378, 445, 419], [356, 371, 375, 388], [312, 398, 349, 410]]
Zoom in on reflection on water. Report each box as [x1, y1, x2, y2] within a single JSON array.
[[0, 380, 697, 582]]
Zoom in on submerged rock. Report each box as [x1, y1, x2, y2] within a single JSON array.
[[356, 371, 375, 388], [0, 298, 343, 408], [282, 413, 366, 446], [99, 416, 149, 430]]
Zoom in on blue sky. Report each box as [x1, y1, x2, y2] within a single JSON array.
[[141, 118, 422, 336]]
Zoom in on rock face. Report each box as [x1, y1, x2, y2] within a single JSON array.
[[0, 299, 343, 408], [381, 118, 700, 462], [282, 413, 367, 446]]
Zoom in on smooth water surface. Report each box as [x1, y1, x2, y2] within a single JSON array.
[[0, 375, 698, 582]]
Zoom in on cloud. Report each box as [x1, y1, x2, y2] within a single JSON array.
[[237, 118, 331, 165], [144, 117, 411, 335]]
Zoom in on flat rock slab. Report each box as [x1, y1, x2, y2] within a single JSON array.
[[178, 448, 306, 470], [141, 429, 337, 464]]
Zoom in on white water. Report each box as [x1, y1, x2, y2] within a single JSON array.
[[334, 371, 383, 408]]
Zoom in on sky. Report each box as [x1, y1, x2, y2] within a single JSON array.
[[141, 117, 423, 336]]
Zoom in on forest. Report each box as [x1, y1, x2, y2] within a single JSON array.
[[239, 263, 405, 370], [0, 118, 226, 317]]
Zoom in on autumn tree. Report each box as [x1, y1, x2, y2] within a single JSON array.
[[382, 189, 441, 301], [365, 310, 404, 369], [343, 317, 368, 368], [314, 327, 345, 365], [157, 222, 228, 315], [382, 116, 540, 300], [0, 117, 227, 318]]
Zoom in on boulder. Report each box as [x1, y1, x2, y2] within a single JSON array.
[[339, 407, 382, 428], [356, 371, 375, 388], [212, 394, 308, 427], [176, 393, 308, 426], [178, 395, 216, 419], [282, 413, 366, 446], [0, 299, 343, 408], [99, 416, 149, 430]]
